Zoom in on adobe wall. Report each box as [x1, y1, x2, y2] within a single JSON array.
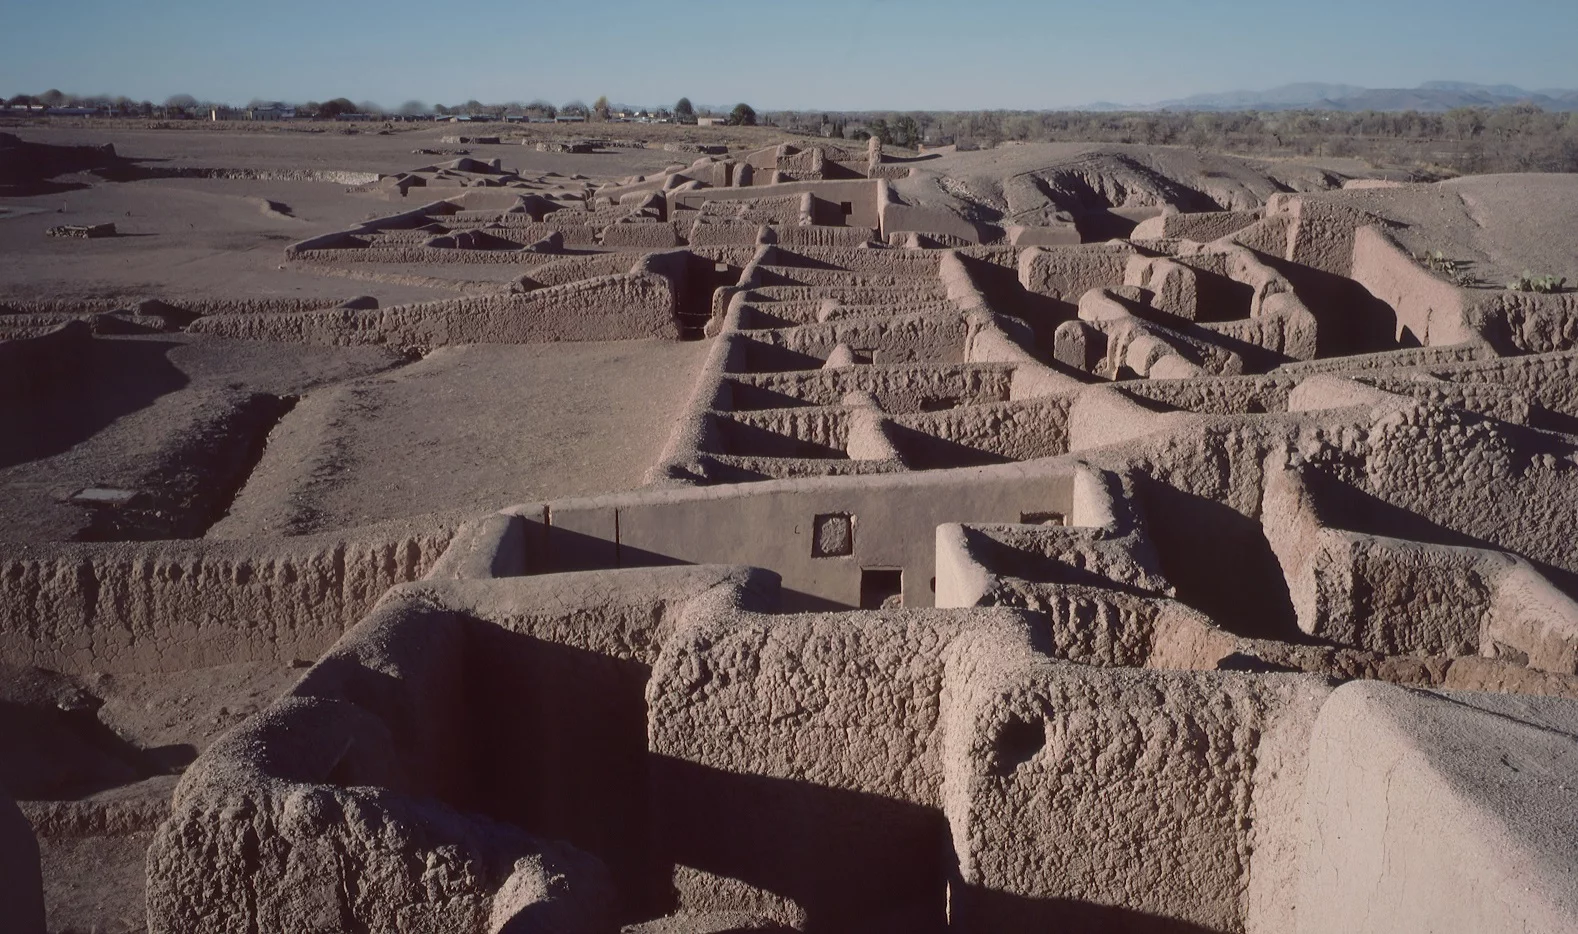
[[1121, 374, 1298, 415], [649, 604, 1041, 929], [1262, 457, 1578, 669], [752, 311, 970, 365], [723, 362, 1014, 414], [1017, 242, 1136, 303], [1349, 225, 1476, 346], [514, 463, 1078, 609], [144, 590, 620, 934], [1471, 289, 1578, 355], [1130, 209, 1260, 243], [1410, 348, 1578, 418], [191, 272, 680, 348], [670, 179, 882, 231], [879, 184, 987, 244], [0, 517, 458, 674], [941, 653, 1332, 934], [889, 395, 1073, 465], [1295, 682, 1578, 934]]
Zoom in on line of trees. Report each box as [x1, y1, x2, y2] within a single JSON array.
[[762, 104, 1578, 173], [3, 89, 776, 129]]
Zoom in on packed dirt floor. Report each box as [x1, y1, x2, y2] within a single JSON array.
[[5, 121, 1578, 934]]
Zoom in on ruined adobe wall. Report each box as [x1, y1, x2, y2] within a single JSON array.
[[512, 252, 642, 288], [1407, 348, 1578, 418], [725, 363, 1014, 414], [1200, 292, 1319, 361], [772, 247, 944, 277], [1121, 374, 1298, 416], [1131, 209, 1261, 243], [712, 408, 850, 458], [754, 311, 969, 364], [1469, 289, 1578, 355], [941, 651, 1332, 934], [1272, 340, 1492, 375], [515, 463, 1077, 609], [0, 517, 459, 674], [145, 584, 629, 934], [934, 530, 1190, 666], [771, 225, 877, 248], [1018, 242, 1136, 303], [1349, 225, 1477, 346], [1353, 396, 1578, 577], [878, 180, 986, 244], [648, 604, 1040, 929], [601, 221, 684, 248], [890, 395, 1073, 464], [191, 272, 679, 348], [1354, 373, 1531, 424], [671, 179, 883, 231], [1296, 682, 1578, 934]]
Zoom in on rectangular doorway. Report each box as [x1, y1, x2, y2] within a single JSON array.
[[860, 567, 903, 609]]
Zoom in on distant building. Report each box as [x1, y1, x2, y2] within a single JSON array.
[[248, 103, 296, 121], [696, 116, 725, 127], [555, 114, 587, 123]]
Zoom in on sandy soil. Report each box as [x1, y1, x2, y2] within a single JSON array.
[[10, 124, 700, 178], [0, 334, 401, 542], [1313, 173, 1578, 285], [0, 125, 721, 309], [210, 339, 709, 538]]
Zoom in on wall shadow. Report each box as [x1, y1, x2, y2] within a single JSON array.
[[951, 884, 1226, 934], [1136, 479, 1301, 641], [0, 337, 189, 469]]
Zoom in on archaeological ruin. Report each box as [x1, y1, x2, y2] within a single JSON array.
[[3, 125, 1578, 933]]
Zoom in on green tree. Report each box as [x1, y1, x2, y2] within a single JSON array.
[[39, 89, 67, 106], [892, 115, 920, 148], [728, 102, 757, 126], [593, 95, 611, 121], [163, 93, 197, 113], [674, 97, 695, 124], [398, 100, 427, 116], [318, 98, 358, 118], [561, 100, 589, 117]]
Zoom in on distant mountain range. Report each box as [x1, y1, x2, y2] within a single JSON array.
[[1077, 81, 1578, 113]]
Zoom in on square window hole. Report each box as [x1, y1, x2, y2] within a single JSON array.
[[860, 568, 903, 609], [840, 201, 853, 216]]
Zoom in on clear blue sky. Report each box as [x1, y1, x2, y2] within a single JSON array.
[[2, 0, 1575, 110]]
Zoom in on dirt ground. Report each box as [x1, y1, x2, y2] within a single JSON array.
[[0, 334, 403, 543], [0, 125, 707, 307], [210, 339, 709, 538]]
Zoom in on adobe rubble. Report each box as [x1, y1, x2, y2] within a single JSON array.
[[5, 133, 1578, 934]]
